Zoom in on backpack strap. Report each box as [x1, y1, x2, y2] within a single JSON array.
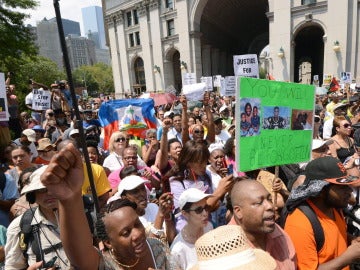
[[298, 203, 324, 252], [19, 207, 43, 262]]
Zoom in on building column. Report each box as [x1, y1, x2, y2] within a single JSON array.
[[149, 0, 165, 91], [106, 11, 126, 98], [211, 48, 219, 76], [176, 0, 192, 74], [190, 31, 203, 81], [201, 44, 211, 76], [137, 3, 155, 91], [219, 51, 227, 76]]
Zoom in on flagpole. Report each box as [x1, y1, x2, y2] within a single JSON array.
[[53, 0, 100, 213]]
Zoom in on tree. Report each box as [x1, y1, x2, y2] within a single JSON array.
[[0, 0, 38, 69], [73, 63, 114, 97]]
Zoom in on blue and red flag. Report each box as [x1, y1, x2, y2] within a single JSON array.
[[98, 98, 157, 149]]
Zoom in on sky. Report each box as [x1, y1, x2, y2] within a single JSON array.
[[24, 0, 102, 35]]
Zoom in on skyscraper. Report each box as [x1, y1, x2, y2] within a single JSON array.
[[81, 6, 107, 49]]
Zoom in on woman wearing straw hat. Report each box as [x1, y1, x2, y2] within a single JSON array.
[[170, 188, 214, 270], [190, 225, 276, 270]]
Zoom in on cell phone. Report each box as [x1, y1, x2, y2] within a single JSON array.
[[222, 158, 227, 169], [43, 256, 57, 268], [227, 164, 234, 175]]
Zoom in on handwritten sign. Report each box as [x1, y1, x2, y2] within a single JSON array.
[[220, 76, 236, 96], [32, 88, 51, 110], [182, 73, 196, 86], [233, 54, 259, 78], [182, 83, 206, 101], [200, 76, 213, 91], [235, 77, 314, 171], [213, 75, 222, 87]]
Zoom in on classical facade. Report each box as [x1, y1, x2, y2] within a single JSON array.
[[104, 0, 360, 98]]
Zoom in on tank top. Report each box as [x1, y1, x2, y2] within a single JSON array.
[[335, 137, 355, 163]]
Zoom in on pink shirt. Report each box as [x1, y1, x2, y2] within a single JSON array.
[[228, 217, 297, 270]]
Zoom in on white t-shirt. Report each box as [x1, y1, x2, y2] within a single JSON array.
[[170, 222, 213, 270], [215, 130, 230, 146]]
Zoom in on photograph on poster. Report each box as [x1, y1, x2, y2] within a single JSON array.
[[262, 106, 290, 130], [291, 110, 313, 130], [240, 98, 261, 136]]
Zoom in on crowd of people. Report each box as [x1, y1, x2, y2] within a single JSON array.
[[1, 73, 360, 270]]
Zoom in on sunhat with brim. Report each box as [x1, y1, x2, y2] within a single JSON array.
[[21, 165, 47, 195], [190, 225, 276, 270], [305, 156, 360, 185], [37, 138, 55, 151], [333, 103, 349, 111], [22, 129, 36, 142], [178, 188, 211, 210]]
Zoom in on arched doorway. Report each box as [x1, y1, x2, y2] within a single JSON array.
[[293, 24, 324, 85], [194, 0, 269, 76], [133, 57, 146, 95], [164, 48, 182, 93]]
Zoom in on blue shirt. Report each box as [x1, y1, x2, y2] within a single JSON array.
[[0, 174, 19, 227]]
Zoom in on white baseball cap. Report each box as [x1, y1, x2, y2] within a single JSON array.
[[219, 105, 229, 113], [179, 188, 211, 210], [22, 129, 36, 142], [312, 139, 333, 150], [21, 165, 47, 195], [164, 111, 174, 118]]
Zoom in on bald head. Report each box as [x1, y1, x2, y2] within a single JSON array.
[[230, 179, 269, 207]]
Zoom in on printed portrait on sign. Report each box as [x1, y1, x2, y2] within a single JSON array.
[[291, 109, 313, 130], [262, 106, 290, 130], [239, 98, 261, 137]]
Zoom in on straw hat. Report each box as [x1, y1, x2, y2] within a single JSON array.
[[37, 138, 55, 151], [191, 225, 277, 270]]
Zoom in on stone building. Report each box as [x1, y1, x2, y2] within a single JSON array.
[[104, 0, 360, 97]]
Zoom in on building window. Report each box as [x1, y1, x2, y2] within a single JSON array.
[[127, 11, 132, 27], [301, 0, 316, 4], [129, 33, 134, 47], [133, 10, 139, 25], [135, 32, 141, 46], [167, 19, 175, 36], [165, 0, 173, 9]]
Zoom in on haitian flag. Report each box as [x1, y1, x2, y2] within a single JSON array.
[[99, 99, 157, 149]]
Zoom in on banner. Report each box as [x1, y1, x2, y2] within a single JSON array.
[[233, 54, 259, 78], [0, 73, 9, 121], [213, 75, 222, 87], [98, 98, 157, 149], [235, 77, 314, 172], [182, 83, 206, 101], [32, 88, 51, 110]]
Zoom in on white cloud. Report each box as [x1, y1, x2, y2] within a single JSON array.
[[24, 0, 102, 35]]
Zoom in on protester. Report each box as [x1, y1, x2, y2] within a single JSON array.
[[284, 156, 360, 269], [33, 138, 56, 165], [191, 225, 277, 270], [108, 175, 176, 244], [40, 144, 174, 270], [229, 179, 297, 270], [12, 129, 38, 161], [5, 166, 70, 269], [170, 188, 213, 270], [141, 129, 160, 167]]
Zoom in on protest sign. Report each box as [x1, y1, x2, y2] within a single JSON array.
[[220, 76, 236, 96], [233, 54, 259, 78], [323, 74, 332, 86], [213, 75, 222, 87], [235, 77, 314, 172], [340, 72, 351, 84], [32, 88, 51, 111], [200, 76, 213, 91], [0, 73, 9, 121], [182, 83, 206, 101], [182, 73, 196, 86]]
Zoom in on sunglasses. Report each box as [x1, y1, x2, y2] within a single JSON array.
[[343, 123, 352, 128], [47, 113, 54, 117], [115, 137, 129, 143], [193, 129, 204, 134], [124, 156, 137, 161], [188, 205, 210, 214]]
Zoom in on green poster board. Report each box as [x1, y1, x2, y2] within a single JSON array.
[[236, 77, 315, 172]]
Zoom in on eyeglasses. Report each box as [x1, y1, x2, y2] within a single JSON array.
[[188, 205, 210, 214], [124, 156, 137, 161], [343, 123, 352, 128], [193, 129, 204, 134], [115, 137, 129, 143]]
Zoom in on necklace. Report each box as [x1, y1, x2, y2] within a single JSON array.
[[182, 226, 204, 244], [109, 249, 140, 269]]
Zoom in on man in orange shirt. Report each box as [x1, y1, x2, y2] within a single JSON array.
[[284, 156, 360, 270], [229, 179, 297, 270]]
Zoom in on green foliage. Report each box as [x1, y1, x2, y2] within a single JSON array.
[[0, 0, 39, 68], [73, 63, 114, 97]]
